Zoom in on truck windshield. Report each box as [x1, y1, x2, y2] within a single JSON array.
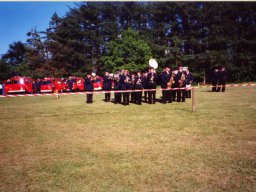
[[41, 80, 52, 85], [95, 79, 101, 83]]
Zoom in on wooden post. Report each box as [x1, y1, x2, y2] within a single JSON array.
[[192, 87, 195, 112], [55, 89, 59, 99]]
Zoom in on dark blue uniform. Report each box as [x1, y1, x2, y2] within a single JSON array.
[[161, 71, 171, 103], [130, 76, 136, 103], [120, 74, 132, 105], [135, 75, 144, 105], [185, 72, 194, 98], [113, 75, 121, 104], [173, 72, 181, 101], [212, 69, 219, 92], [36, 80, 41, 93], [103, 75, 112, 102], [178, 73, 187, 102], [84, 77, 94, 103], [68, 80, 74, 92], [147, 72, 158, 104], [217, 69, 227, 92], [142, 74, 148, 102]]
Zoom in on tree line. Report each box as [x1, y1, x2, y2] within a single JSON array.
[[0, 2, 255, 83]]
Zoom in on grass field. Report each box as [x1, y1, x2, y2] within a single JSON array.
[[0, 87, 256, 192]]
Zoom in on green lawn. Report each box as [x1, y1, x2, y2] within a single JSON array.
[[0, 87, 256, 192]]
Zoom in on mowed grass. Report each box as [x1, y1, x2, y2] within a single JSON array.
[[0, 87, 255, 192]]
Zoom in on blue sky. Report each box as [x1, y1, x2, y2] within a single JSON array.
[[0, 2, 77, 55]]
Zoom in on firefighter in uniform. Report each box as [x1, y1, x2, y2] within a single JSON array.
[[113, 69, 121, 104], [135, 71, 144, 105], [212, 67, 219, 92], [103, 70, 112, 102], [179, 71, 187, 102], [174, 68, 182, 102], [147, 67, 158, 104], [36, 79, 41, 93], [120, 69, 131, 105], [217, 66, 227, 92], [185, 69, 194, 98], [84, 73, 94, 104], [161, 66, 171, 104], [142, 71, 148, 103], [130, 73, 136, 103]]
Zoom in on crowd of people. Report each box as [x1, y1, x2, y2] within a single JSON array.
[[211, 66, 228, 92], [84, 66, 194, 105]]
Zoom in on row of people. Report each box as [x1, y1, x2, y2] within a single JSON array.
[[84, 66, 194, 104]]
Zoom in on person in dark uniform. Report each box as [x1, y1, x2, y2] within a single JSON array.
[[185, 69, 194, 98], [103, 70, 112, 102], [212, 67, 219, 92], [120, 69, 131, 105], [36, 79, 41, 93], [68, 78, 74, 92], [147, 67, 158, 104], [113, 69, 121, 104], [174, 67, 182, 102], [217, 66, 227, 92], [130, 73, 136, 103], [84, 73, 94, 103], [176, 70, 187, 102], [172, 70, 178, 101], [142, 71, 148, 103], [32, 80, 36, 93], [161, 66, 171, 104], [134, 71, 144, 105], [135, 71, 144, 105]]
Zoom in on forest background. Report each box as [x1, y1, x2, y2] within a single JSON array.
[[0, 2, 255, 83]]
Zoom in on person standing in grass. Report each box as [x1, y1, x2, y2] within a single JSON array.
[[217, 66, 228, 92], [174, 67, 183, 102], [212, 67, 219, 92], [185, 68, 194, 98], [103, 70, 112, 102], [120, 69, 131, 105], [36, 79, 41, 93], [142, 70, 148, 103], [84, 73, 94, 104], [135, 71, 144, 105], [113, 69, 121, 104], [147, 67, 158, 104], [130, 73, 136, 103], [161, 66, 171, 104]]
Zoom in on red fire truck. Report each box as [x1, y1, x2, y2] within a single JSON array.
[[40, 78, 55, 93], [63, 76, 103, 92], [40, 78, 65, 93], [4, 76, 33, 94]]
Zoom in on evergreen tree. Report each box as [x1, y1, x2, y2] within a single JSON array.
[[2, 41, 27, 66], [0, 59, 11, 81]]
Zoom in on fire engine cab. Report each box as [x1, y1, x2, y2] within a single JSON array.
[[4, 76, 33, 94], [40, 78, 65, 93], [40, 78, 55, 93]]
